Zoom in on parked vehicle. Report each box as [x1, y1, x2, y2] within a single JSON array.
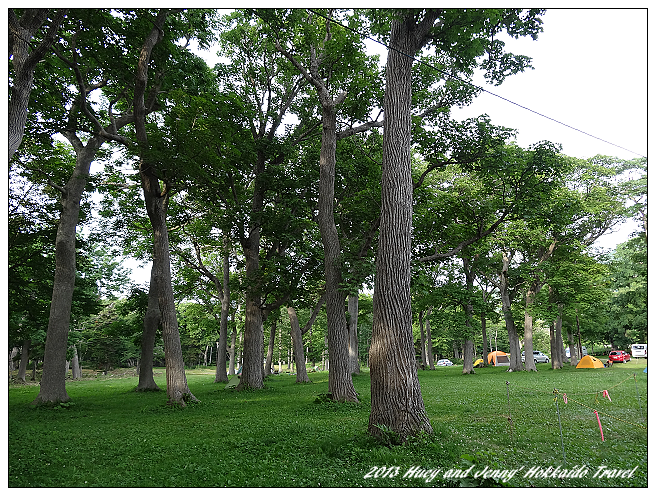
[[608, 350, 631, 363], [631, 344, 648, 358], [565, 346, 587, 358], [521, 350, 550, 363], [436, 359, 453, 366]]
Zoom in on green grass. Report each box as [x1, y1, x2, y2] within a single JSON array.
[[8, 360, 648, 487]]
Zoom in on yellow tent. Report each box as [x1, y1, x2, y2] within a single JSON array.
[[576, 355, 605, 369]]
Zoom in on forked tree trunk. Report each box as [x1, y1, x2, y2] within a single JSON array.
[[287, 306, 310, 383], [140, 178, 195, 405], [137, 266, 161, 391], [369, 14, 437, 442], [134, 10, 195, 406], [238, 241, 264, 390]]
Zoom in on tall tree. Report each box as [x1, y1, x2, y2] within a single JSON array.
[[9, 8, 68, 160]]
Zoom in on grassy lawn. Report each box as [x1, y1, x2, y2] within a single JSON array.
[[8, 360, 648, 487]]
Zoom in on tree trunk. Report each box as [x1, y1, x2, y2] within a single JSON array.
[[462, 340, 475, 374], [264, 318, 277, 377], [33, 139, 103, 405], [500, 251, 523, 371], [140, 181, 196, 405], [369, 14, 438, 442], [522, 282, 539, 372], [418, 310, 427, 368], [287, 306, 310, 383], [462, 257, 475, 374], [9, 9, 67, 160], [71, 344, 81, 380], [424, 308, 435, 370], [553, 304, 565, 368], [347, 294, 361, 375], [237, 146, 267, 390], [137, 265, 161, 391], [214, 246, 230, 383], [17, 340, 30, 382], [316, 101, 357, 402], [481, 309, 489, 366], [228, 321, 237, 376], [238, 238, 264, 390]]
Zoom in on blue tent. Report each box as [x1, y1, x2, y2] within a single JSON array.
[[644, 366, 647, 373]]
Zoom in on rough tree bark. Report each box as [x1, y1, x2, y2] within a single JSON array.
[[369, 12, 439, 442], [136, 266, 161, 391], [9, 9, 68, 160]]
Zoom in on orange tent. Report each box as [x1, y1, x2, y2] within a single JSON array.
[[488, 351, 510, 367], [576, 355, 605, 369]]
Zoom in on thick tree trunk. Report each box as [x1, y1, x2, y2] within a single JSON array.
[[462, 340, 475, 374], [137, 265, 161, 391], [17, 340, 30, 382], [33, 140, 102, 405], [348, 294, 361, 375], [238, 239, 264, 390], [287, 306, 310, 383], [369, 15, 437, 442]]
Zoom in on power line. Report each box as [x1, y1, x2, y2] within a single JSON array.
[[308, 9, 647, 159]]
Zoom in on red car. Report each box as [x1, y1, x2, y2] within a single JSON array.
[[608, 350, 631, 363]]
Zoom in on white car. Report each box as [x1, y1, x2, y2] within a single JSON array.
[[436, 359, 453, 366], [521, 350, 550, 363], [565, 346, 587, 358]]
